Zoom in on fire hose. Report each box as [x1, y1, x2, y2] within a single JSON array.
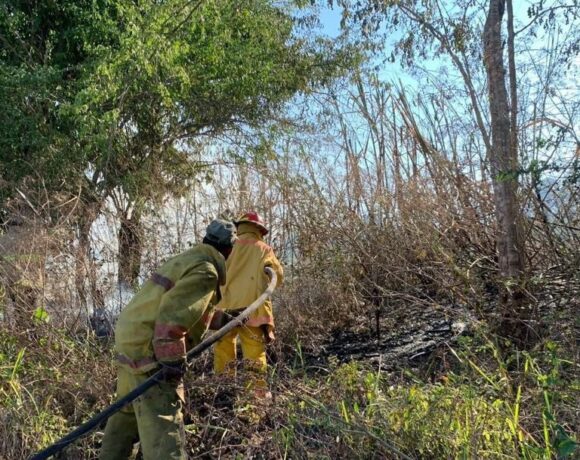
[[30, 267, 277, 460]]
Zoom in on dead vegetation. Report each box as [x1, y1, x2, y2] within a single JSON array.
[[1, 158, 578, 458]]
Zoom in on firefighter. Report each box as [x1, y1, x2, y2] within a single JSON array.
[[99, 219, 237, 460], [212, 212, 283, 398]]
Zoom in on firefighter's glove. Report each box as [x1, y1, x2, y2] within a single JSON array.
[[209, 309, 246, 330], [159, 359, 187, 382], [208, 310, 226, 330]]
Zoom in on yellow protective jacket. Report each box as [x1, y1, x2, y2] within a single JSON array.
[[217, 223, 283, 332], [114, 244, 226, 373]]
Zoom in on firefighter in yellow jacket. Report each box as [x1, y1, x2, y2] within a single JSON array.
[[212, 212, 283, 398], [99, 219, 237, 460]]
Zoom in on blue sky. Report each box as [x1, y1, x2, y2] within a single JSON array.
[[319, 4, 341, 38], [309, 1, 579, 195], [315, 4, 421, 87]]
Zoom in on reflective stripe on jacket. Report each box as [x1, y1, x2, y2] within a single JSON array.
[[217, 223, 283, 329], [114, 244, 226, 373]]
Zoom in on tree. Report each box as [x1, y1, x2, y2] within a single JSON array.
[[76, 0, 346, 286], [483, 0, 527, 340], [1, 0, 349, 293]]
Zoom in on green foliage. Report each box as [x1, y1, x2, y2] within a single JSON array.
[[0, 0, 123, 200], [78, 0, 327, 201], [274, 337, 578, 459], [2, 326, 577, 458], [1, 0, 347, 210], [32, 306, 50, 323]]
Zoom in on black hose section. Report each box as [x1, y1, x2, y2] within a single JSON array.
[[30, 267, 277, 460], [29, 374, 161, 460]]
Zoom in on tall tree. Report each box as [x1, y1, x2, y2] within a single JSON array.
[[1, 0, 349, 289], [483, 0, 527, 339]]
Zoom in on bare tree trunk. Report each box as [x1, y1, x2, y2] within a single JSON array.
[[75, 215, 92, 310], [75, 197, 102, 313], [483, 0, 530, 342], [118, 206, 143, 288], [506, 0, 518, 161]]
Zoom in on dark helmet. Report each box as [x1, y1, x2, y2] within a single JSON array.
[[234, 211, 268, 236], [204, 219, 237, 247]]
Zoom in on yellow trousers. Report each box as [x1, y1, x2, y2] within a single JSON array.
[[100, 368, 186, 460], [213, 325, 267, 387]]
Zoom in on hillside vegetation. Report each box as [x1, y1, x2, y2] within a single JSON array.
[[1, 0, 578, 459]]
